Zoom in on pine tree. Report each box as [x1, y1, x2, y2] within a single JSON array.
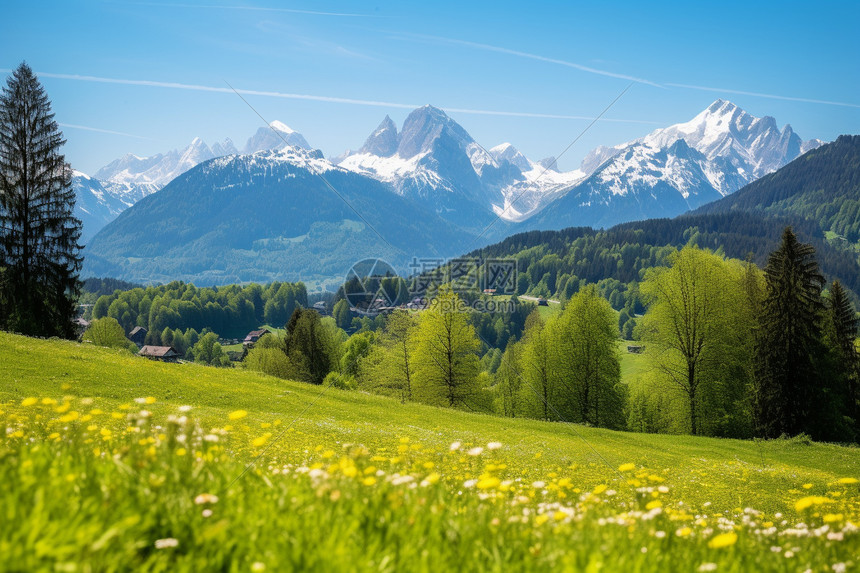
[[284, 308, 338, 385], [0, 62, 81, 337], [754, 228, 826, 438], [825, 280, 859, 437]]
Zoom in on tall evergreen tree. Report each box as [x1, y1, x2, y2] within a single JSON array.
[[754, 228, 826, 438], [284, 308, 339, 385], [825, 280, 859, 437], [0, 62, 81, 337]]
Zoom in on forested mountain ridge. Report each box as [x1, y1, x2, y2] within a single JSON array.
[[466, 212, 860, 299], [694, 135, 860, 240], [82, 148, 472, 286]]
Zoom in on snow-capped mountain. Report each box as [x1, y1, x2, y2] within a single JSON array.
[[72, 171, 130, 243], [523, 99, 823, 230], [338, 106, 584, 227], [243, 121, 311, 154], [74, 122, 312, 239], [83, 145, 470, 285], [94, 136, 236, 203], [93, 121, 312, 204]]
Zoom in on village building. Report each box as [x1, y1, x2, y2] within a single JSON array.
[[243, 328, 271, 346], [128, 326, 148, 347], [138, 345, 180, 362], [73, 317, 90, 338], [312, 301, 328, 315]]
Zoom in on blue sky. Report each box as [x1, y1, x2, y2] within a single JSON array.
[[2, 0, 858, 174]]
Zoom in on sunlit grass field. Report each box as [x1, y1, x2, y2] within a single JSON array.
[[1, 331, 858, 571]]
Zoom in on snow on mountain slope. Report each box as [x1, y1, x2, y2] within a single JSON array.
[[94, 121, 311, 204], [207, 145, 337, 177], [94, 137, 232, 202], [523, 100, 823, 231], [338, 106, 586, 224], [576, 99, 822, 197], [243, 121, 311, 154], [72, 171, 131, 243]]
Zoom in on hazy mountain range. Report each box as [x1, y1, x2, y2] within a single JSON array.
[[76, 100, 825, 284]]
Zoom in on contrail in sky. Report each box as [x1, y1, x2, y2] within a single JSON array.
[[666, 83, 860, 109], [119, 2, 376, 17], [397, 33, 860, 109], [0, 69, 658, 124], [399, 33, 663, 88], [59, 122, 158, 140]]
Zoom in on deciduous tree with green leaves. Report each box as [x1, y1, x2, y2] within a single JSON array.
[[639, 246, 755, 436], [551, 285, 625, 429], [411, 287, 482, 409], [359, 310, 417, 402], [189, 332, 231, 367], [82, 317, 136, 353]]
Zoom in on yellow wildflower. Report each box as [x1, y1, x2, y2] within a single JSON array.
[[228, 410, 248, 420], [708, 531, 738, 549], [477, 477, 500, 490], [59, 411, 80, 423], [795, 496, 830, 512]]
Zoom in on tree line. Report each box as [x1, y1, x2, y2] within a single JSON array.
[[630, 229, 858, 442], [90, 280, 308, 343], [242, 229, 859, 444]]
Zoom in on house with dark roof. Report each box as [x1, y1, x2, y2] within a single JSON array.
[[129, 326, 148, 347], [243, 328, 271, 346], [138, 345, 180, 362], [74, 317, 90, 338], [312, 301, 328, 315]]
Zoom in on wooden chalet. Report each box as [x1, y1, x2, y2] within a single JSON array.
[[243, 328, 271, 346], [128, 326, 148, 347], [138, 345, 180, 362]]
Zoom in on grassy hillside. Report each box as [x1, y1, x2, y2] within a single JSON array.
[[1, 332, 858, 570]]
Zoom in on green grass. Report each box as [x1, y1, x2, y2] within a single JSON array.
[[1, 332, 858, 571], [618, 339, 649, 383]]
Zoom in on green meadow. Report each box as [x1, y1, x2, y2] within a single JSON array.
[[1, 332, 858, 571]]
